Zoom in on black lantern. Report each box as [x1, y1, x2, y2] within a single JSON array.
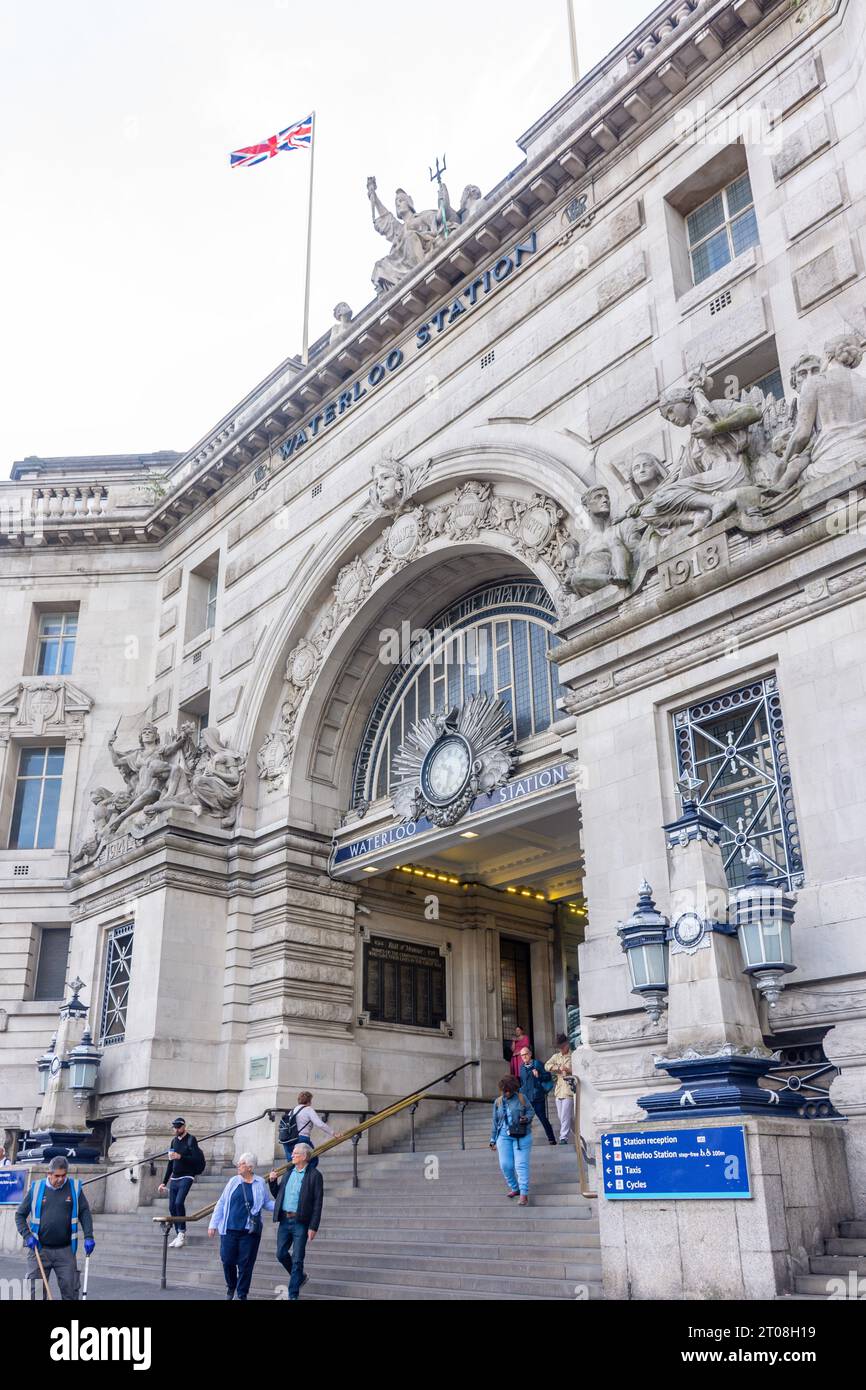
[[617, 880, 670, 1022]]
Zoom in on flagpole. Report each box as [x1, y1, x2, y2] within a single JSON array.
[[565, 0, 580, 86], [301, 110, 316, 366]]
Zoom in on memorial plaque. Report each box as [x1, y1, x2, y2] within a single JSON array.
[[363, 935, 447, 1029], [601, 1127, 751, 1200]]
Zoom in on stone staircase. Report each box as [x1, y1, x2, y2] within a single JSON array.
[[779, 1219, 866, 1299], [90, 1105, 602, 1300]]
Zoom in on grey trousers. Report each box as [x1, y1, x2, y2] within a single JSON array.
[[25, 1244, 81, 1300]]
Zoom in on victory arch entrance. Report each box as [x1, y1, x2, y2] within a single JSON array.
[[329, 575, 587, 1089]]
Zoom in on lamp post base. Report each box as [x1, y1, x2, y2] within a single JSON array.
[[639, 1049, 804, 1118]]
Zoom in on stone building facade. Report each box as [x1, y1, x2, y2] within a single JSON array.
[[1, 0, 865, 1283]]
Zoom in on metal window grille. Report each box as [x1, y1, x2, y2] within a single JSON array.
[[100, 922, 134, 1045], [312, 482, 323, 498], [480, 349, 495, 369], [673, 675, 803, 889]]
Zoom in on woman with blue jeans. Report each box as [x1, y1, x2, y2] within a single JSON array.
[[490, 1076, 535, 1206]]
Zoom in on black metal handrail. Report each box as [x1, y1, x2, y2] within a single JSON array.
[[78, 1108, 277, 1188]]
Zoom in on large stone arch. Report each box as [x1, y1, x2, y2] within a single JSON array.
[[237, 432, 588, 832]]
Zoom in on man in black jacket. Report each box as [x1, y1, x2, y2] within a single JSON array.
[[267, 1143, 324, 1300], [157, 1117, 203, 1249], [15, 1155, 95, 1300]]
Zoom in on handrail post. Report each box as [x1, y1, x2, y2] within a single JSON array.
[[159, 1220, 171, 1291], [352, 1133, 361, 1189], [458, 1100, 468, 1151], [409, 1102, 418, 1153]]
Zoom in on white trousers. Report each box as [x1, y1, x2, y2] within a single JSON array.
[[555, 1096, 574, 1142]]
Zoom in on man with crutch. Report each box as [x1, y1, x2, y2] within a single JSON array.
[[15, 1155, 95, 1300]]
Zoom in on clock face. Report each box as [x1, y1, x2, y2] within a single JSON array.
[[421, 734, 472, 806]]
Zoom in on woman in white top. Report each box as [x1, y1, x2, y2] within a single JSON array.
[[280, 1090, 343, 1171]]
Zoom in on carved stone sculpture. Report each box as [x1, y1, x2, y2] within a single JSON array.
[[562, 486, 631, 595], [329, 302, 353, 346], [98, 721, 247, 837], [71, 787, 131, 869], [770, 334, 866, 492], [367, 177, 452, 293], [625, 370, 762, 537], [356, 457, 432, 524], [190, 728, 246, 828], [106, 723, 190, 833]]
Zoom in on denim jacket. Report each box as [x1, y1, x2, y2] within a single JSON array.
[[490, 1091, 535, 1144]]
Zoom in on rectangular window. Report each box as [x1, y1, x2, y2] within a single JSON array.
[[10, 746, 65, 849], [33, 927, 71, 1000], [673, 676, 803, 889], [205, 575, 218, 631], [362, 935, 446, 1030], [36, 612, 78, 675], [100, 922, 134, 1045], [687, 172, 759, 286]]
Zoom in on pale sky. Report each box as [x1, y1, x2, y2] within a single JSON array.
[[1, 0, 654, 472]]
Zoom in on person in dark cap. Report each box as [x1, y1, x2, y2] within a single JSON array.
[[157, 1117, 204, 1249], [15, 1155, 95, 1300]]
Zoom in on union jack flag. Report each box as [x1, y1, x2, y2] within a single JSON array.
[[230, 114, 312, 169]]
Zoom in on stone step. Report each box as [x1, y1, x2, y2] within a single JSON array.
[[839, 1220, 866, 1239], [825, 1237, 866, 1256], [102, 1214, 595, 1238], [88, 1244, 600, 1281], [808, 1254, 866, 1276], [122, 1225, 599, 1250], [791, 1273, 849, 1296], [89, 1253, 595, 1299]]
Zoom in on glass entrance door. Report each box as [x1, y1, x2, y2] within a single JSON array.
[[500, 938, 533, 1063]]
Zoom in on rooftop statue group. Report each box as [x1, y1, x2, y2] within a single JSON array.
[[562, 334, 866, 598], [72, 723, 247, 869], [366, 176, 483, 294]]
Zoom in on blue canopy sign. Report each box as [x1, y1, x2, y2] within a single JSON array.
[[601, 1127, 751, 1200]]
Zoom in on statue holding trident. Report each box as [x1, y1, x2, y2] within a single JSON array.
[[367, 176, 455, 293]]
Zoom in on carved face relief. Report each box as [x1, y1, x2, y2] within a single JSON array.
[[660, 399, 692, 429], [583, 488, 611, 520], [374, 468, 404, 509], [631, 454, 663, 489]]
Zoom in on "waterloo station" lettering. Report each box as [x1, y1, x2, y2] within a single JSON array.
[[281, 232, 538, 463]]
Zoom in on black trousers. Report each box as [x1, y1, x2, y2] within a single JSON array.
[[532, 1097, 557, 1143]]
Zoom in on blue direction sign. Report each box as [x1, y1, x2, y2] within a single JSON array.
[[601, 1127, 751, 1200], [0, 1168, 28, 1205]]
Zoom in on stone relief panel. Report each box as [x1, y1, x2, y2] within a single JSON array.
[[0, 678, 93, 744], [72, 723, 247, 869]]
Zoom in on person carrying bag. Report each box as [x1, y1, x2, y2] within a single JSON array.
[[489, 1076, 535, 1206]]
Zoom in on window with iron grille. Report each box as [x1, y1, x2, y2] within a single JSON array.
[[686, 172, 759, 286], [100, 923, 134, 1045], [673, 675, 803, 889]]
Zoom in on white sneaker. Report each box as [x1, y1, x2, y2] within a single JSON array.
[[169, 1232, 186, 1249]]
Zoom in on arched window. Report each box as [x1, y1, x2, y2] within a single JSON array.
[[353, 578, 564, 806]]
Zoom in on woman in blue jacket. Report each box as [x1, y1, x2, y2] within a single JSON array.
[[489, 1076, 535, 1205]]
